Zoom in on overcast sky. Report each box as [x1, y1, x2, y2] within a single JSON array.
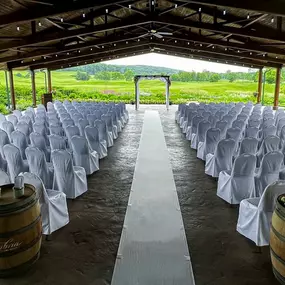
[[105, 53, 253, 73]]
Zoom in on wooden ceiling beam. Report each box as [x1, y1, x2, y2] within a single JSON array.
[[31, 45, 150, 70], [153, 41, 283, 65], [0, 0, 134, 26], [179, 0, 285, 17], [8, 40, 151, 69], [0, 15, 151, 52], [155, 15, 285, 42]]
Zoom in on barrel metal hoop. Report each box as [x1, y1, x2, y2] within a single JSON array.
[[0, 250, 40, 278], [275, 205, 285, 222], [0, 215, 41, 239], [270, 247, 285, 266], [271, 224, 285, 243], [0, 195, 37, 216], [0, 231, 42, 257], [273, 266, 285, 284]]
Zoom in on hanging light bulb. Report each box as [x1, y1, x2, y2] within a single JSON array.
[[82, 13, 86, 18], [199, 7, 201, 12], [17, 26, 20, 31], [175, 4, 178, 8], [223, 10, 226, 15], [247, 14, 250, 19], [38, 21, 42, 27], [271, 17, 274, 23], [60, 18, 63, 22]]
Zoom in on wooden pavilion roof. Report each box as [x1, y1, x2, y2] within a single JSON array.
[[1, 0, 285, 71]]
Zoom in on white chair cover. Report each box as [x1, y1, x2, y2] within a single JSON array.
[[0, 129, 10, 158], [248, 119, 261, 128], [77, 118, 89, 137], [103, 114, 118, 140], [25, 146, 54, 189], [197, 128, 220, 161], [16, 121, 30, 144], [215, 120, 227, 138], [254, 151, 283, 197], [70, 136, 99, 175], [237, 180, 285, 246], [232, 120, 245, 130], [3, 144, 29, 182], [245, 127, 259, 138], [30, 132, 51, 162], [65, 125, 80, 146], [238, 137, 258, 156], [52, 149, 88, 199], [226, 127, 242, 141], [49, 134, 68, 151], [277, 118, 285, 136], [12, 110, 22, 120], [85, 126, 107, 159], [19, 172, 69, 235], [0, 169, 11, 185], [217, 154, 256, 204], [186, 115, 203, 141], [95, 119, 112, 149], [205, 138, 235, 177], [257, 135, 280, 167], [191, 120, 210, 150], [1, 121, 14, 142], [7, 114, 18, 127], [11, 130, 28, 159], [50, 125, 65, 137], [0, 113, 7, 128], [87, 114, 97, 126]]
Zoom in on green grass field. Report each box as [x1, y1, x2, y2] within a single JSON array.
[[0, 70, 281, 112]]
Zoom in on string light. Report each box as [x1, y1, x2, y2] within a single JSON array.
[[263, 54, 266, 57], [175, 40, 177, 43], [199, 7, 201, 12], [128, 4, 131, 8], [102, 45, 104, 48], [223, 10, 226, 15], [126, 41, 128, 44], [225, 47, 227, 51], [175, 4, 178, 8], [90, 48, 93, 51], [237, 50, 240, 53], [137, 39, 140, 41], [114, 43, 116, 46], [21, 60, 24, 64], [271, 17, 274, 23], [38, 22, 42, 27], [82, 13, 86, 18], [187, 42, 190, 45], [247, 14, 250, 19], [78, 50, 80, 53], [250, 52, 252, 55], [106, 9, 108, 13], [60, 18, 63, 22], [17, 26, 20, 31], [33, 58, 35, 61], [55, 54, 58, 57], [212, 46, 215, 49]]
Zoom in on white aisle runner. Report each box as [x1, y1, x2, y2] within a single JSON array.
[[111, 110, 195, 285]]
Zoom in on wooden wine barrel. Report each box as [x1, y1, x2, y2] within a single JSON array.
[[0, 184, 42, 277]]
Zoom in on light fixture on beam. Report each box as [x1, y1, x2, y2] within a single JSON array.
[[187, 42, 190, 45], [128, 4, 131, 8], [223, 10, 226, 15], [175, 4, 178, 8], [106, 9, 108, 13], [78, 50, 80, 53], [212, 46, 215, 49], [126, 41, 128, 44], [21, 60, 24, 64], [82, 13, 86, 18], [17, 26, 20, 31], [250, 52, 252, 55], [38, 21, 42, 27], [60, 18, 63, 22], [67, 52, 70, 55], [199, 7, 201, 12], [225, 47, 227, 51], [247, 14, 250, 19], [271, 17, 274, 23], [90, 48, 93, 51], [114, 43, 116, 46], [102, 45, 104, 48], [55, 54, 58, 57], [32, 58, 35, 61]]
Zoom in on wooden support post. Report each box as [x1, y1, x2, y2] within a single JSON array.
[[31, 69, 37, 107], [47, 69, 52, 93], [257, 68, 263, 103], [274, 67, 282, 110], [8, 69, 16, 110]]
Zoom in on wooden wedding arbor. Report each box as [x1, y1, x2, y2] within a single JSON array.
[[0, 0, 285, 109], [134, 75, 171, 110]]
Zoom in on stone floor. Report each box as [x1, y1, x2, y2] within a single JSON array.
[[3, 105, 278, 285]]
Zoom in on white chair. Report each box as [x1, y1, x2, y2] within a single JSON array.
[[191, 120, 210, 150], [7, 114, 18, 127], [232, 120, 245, 130], [238, 137, 258, 156], [50, 125, 65, 137], [49, 134, 69, 151], [254, 151, 283, 197], [237, 180, 285, 246], [77, 118, 89, 137], [30, 132, 51, 162], [65, 125, 80, 146], [12, 110, 22, 120], [62, 119, 75, 128], [103, 114, 118, 140], [1, 121, 14, 142], [245, 127, 259, 138], [70, 136, 99, 175], [197, 128, 220, 161], [95, 119, 112, 149], [52, 149, 88, 199], [20, 115, 33, 133], [248, 119, 261, 128], [257, 135, 280, 167], [205, 138, 236, 178], [183, 111, 197, 134], [0, 169, 11, 185], [215, 120, 227, 138], [16, 121, 30, 144], [186, 115, 203, 141], [207, 115, 218, 128], [226, 127, 242, 141], [0, 129, 10, 158], [33, 122, 50, 146], [25, 146, 54, 189], [217, 154, 256, 204], [11, 130, 28, 159], [0, 113, 7, 128], [85, 126, 107, 159], [3, 144, 29, 182], [87, 114, 96, 127]]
